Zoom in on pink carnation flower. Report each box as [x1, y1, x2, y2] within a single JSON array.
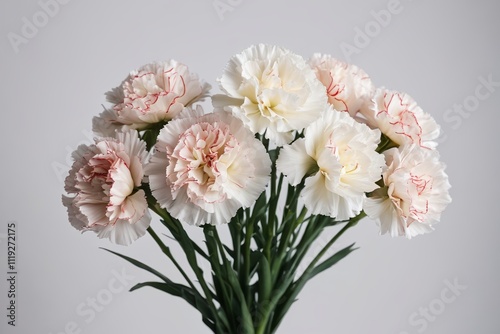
[[62, 130, 150, 245], [309, 54, 375, 118], [363, 88, 440, 149], [93, 60, 210, 137], [146, 107, 271, 226], [364, 145, 452, 238]]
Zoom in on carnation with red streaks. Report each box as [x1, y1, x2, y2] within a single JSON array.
[[309, 54, 374, 118], [93, 60, 210, 137], [62, 130, 151, 245], [146, 107, 271, 226], [364, 145, 451, 238], [362, 88, 440, 149]]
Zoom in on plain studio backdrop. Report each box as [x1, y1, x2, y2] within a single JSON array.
[[0, 0, 499, 333]]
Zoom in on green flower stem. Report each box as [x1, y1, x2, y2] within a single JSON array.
[[287, 215, 327, 275], [144, 188, 219, 327], [259, 214, 363, 333], [146, 227, 199, 293], [233, 214, 242, 273], [162, 214, 211, 261], [243, 214, 255, 307], [202, 227, 234, 332], [143, 183, 210, 261], [282, 182, 303, 218], [254, 270, 296, 334], [264, 152, 280, 258], [169, 221, 218, 319], [261, 216, 331, 332], [269, 213, 366, 332], [275, 184, 305, 258], [288, 215, 308, 253], [211, 226, 231, 269], [301, 212, 366, 277], [271, 206, 307, 286], [206, 225, 256, 334], [148, 222, 221, 330], [135, 133, 366, 333]]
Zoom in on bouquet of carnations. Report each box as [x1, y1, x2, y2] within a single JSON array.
[[62, 44, 451, 334]]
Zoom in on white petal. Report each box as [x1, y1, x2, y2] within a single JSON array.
[[62, 195, 88, 231], [404, 221, 434, 239], [276, 139, 316, 186], [216, 44, 327, 145], [336, 195, 364, 221], [109, 159, 134, 206], [119, 190, 149, 224], [211, 94, 244, 108], [364, 197, 403, 237], [96, 210, 151, 246], [302, 172, 339, 217]]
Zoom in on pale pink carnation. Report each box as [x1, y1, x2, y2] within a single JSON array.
[[309, 54, 374, 118], [364, 145, 451, 239], [62, 130, 151, 245], [146, 107, 271, 226], [93, 60, 210, 137], [362, 88, 440, 149]]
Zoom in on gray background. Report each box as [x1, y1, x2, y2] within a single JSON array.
[[1, 0, 499, 333]]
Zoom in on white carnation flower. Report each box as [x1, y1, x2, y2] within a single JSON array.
[[309, 54, 374, 118], [93, 60, 210, 136], [362, 88, 440, 149], [146, 106, 271, 226], [276, 107, 385, 220], [213, 44, 327, 146], [364, 145, 452, 239], [62, 130, 151, 246]]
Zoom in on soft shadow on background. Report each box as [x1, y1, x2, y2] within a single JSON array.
[[1, 0, 499, 333]]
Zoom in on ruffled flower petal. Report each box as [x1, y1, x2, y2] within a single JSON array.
[[275, 138, 316, 186], [365, 145, 451, 238], [93, 60, 210, 136], [96, 210, 151, 246], [309, 54, 374, 118], [62, 130, 150, 245], [213, 44, 327, 146], [277, 106, 385, 219], [362, 88, 440, 149], [146, 107, 271, 226]]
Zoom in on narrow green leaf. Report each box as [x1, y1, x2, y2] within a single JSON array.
[[251, 191, 269, 221], [131, 281, 214, 323], [223, 244, 236, 259], [238, 297, 255, 334], [225, 263, 254, 334], [257, 254, 272, 305], [131, 281, 181, 295], [202, 317, 216, 332], [309, 243, 357, 279], [203, 227, 235, 331], [159, 218, 210, 261], [101, 248, 170, 283]]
